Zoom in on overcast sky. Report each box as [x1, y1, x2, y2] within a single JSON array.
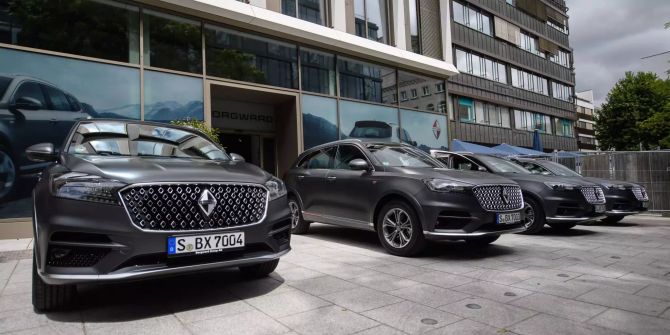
[[565, 0, 670, 106]]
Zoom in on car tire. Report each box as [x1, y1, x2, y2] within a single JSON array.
[[0, 146, 18, 202], [601, 215, 624, 224], [548, 221, 578, 231], [520, 197, 545, 235], [239, 259, 280, 278], [32, 253, 76, 312], [288, 196, 310, 234], [376, 200, 426, 257], [465, 235, 500, 247]]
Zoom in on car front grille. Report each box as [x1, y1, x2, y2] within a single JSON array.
[[631, 187, 649, 201], [580, 186, 606, 204], [472, 185, 524, 212], [119, 183, 268, 231]]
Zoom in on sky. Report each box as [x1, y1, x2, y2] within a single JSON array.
[[565, 0, 670, 106]]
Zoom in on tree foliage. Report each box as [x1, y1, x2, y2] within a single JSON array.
[[170, 120, 222, 146], [595, 72, 670, 150]]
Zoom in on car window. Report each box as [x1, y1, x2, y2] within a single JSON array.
[[334, 145, 367, 170], [0, 76, 11, 97], [299, 147, 336, 169], [453, 155, 478, 171], [43, 85, 74, 111], [13, 81, 47, 107], [368, 145, 442, 168], [473, 155, 530, 174], [521, 162, 549, 175], [65, 94, 81, 111]]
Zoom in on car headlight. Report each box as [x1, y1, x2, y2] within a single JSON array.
[[424, 179, 472, 192], [600, 182, 627, 190], [265, 176, 287, 200], [544, 182, 579, 191], [52, 172, 125, 204]]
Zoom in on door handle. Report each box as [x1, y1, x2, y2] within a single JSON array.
[[327, 176, 337, 181], [297, 175, 305, 180], [49, 119, 58, 123]]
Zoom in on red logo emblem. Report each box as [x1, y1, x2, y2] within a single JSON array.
[[432, 120, 441, 139]]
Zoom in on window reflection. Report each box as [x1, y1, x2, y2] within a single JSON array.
[[302, 95, 339, 149], [353, 0, 389, 44], [398, 71, 445, 112], [144, 71, 203, 122], [300, 48, 335, 95], [143, 10, 202, 73], [205, 24, 298, 89], [282, 0, 326, 25], [338, 57, 395, 104], [400, 109, 449, 151], [339, 100, 399, 142]]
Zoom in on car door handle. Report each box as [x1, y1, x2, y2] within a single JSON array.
[[327, 176, 337, 181], [297, 175, 305, 180], [49, 119, 59, 123]]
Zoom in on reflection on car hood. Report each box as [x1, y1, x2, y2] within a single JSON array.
[[63, 155, 270, 185], [395, 167, 518, 186], [580, 177, 637, 187], [497, 172, 598, 186]]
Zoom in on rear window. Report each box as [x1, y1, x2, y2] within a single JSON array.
[[0, 77, 12, 97]]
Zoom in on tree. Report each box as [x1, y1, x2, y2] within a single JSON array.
[[639, 102, 670, 149], [595, 72, 670, 150]]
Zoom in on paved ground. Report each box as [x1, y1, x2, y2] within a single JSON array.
[[1, 215, 670, 334]]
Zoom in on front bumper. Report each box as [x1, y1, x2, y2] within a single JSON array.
[[539, 189, 605, 223], [603, 189, 648, 216], [33, 182, 291, 285]]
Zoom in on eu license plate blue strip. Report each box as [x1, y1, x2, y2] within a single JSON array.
[[167, 237, 177, 255]]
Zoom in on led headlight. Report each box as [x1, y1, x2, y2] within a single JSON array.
[[265, 176, 287, 200], [424, 179, 472, 192], [600, 182, 627, 190], [52, 172, 126, 204], [544, 182, 578, 191]]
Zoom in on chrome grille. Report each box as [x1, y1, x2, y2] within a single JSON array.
[[632, 187, 649, 201], [472, 185, 524, 211], [119, 183, 268, 231], [580, 186, 606, 204]]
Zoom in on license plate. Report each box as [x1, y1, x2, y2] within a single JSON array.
[[594, 204, 606, 213], [642, 201, 649, 209], [167, 232, 245, 257], [496, 212, 521, 225]]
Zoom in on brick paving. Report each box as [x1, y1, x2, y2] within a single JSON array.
[[1, 215, 670, 334]]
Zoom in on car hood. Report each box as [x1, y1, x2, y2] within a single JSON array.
[[62, 155, 271, 185], [496, 172, 598, 186], [392, 167, 518, 186], [580, 177, 637, 188]]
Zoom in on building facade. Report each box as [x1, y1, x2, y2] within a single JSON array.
[[575, 90, 599, 151], [446, 0, 578, 151]]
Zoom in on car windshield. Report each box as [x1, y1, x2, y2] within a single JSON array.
[[539, 160, 581, 177], [0, 76, 11, 96], [367, 144, 443, 168], [476, 155, 530, 174], [67, 121, 229, 161]]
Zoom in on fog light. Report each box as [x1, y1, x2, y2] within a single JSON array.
[[51, 248, 70, 259]]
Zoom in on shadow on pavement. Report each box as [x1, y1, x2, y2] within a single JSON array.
[[584, 222, 639, 227], [537, 227, 598, 237]]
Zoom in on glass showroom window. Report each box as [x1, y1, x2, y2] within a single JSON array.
[[205, 24, 298, 89], [144, 71, 203, 122], [514, 110, 551, 133], [518, 31, 545, 58], [339, 100, 399, 141], [302, 95, 338, 148], [144, 10, 202, 73], [453, 1, 492, 36], [554, 118, 574, 137], [282, 0, 326, 25], [300, 47, 335, 95], [457, 97, 475, 123], [552, 81, 573, 101], [400, 109, 449, 151], [511, 68, 548, 95], [550, 49, 571, 67], [455, 49, 507, 84], [0, 0, 140, 63], [338, 56, 396, 104], [398, 71, 445, 113], [354, 0, 390, 44]]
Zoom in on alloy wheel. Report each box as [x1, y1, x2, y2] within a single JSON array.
[[523, 203, 535, 229], [382, 208, 413, 248], [288, 200, 300, 229], [0, 151, 16, 199]]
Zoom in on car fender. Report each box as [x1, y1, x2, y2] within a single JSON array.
[[370, 189, 424, 229]]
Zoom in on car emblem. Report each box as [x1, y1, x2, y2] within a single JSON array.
[[198, 189, 218, 218], [501, 188, 510, 205], [432, 120, 441, 139]]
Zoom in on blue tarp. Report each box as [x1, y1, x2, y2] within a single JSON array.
[[450, 140, 509, 155], [493, 143, 548, 156]]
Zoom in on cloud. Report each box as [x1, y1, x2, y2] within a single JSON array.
[[565, 0, 670, 105]]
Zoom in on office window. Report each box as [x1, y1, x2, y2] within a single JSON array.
[[143, 10, 202, 73], [511, 68, 548, 95], [354, 0, 390, 44], [408, 0, 420, 53], [410, 89, 418, 99], [0, 0, 140, 64], [552, 81, 573, 101], [548, 18, 568, 34], [518, 31, 545, 58], [556, 118, 574, 137], [144, 71, 203, 122], [282, 0, 326, 25], [550, 49, 570, 67], [338, 56, 395, 104], [459, 97, 511, 128], [453, 1, 492, 36], [435, 83, 445, 92], [398, 71, 444, 112], [422, 86, 430, 96], [300, 47, 335, 95], [457, 97, 475, 122], [514, 110, 551, 133], [454, 48, 507, 84], [400, 91, 408, 101]]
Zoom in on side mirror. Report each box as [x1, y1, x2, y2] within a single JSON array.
[[348, 158, 370, 171], [11, 97, 43, 111], [230, 153, 245, 162], [477, 166, 487, 172], [26, 143, 57, 162]]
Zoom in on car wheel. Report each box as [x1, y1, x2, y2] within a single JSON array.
[[32, 252, 76, 312], [548, 221, 578, 231], [601, 215, 624, 224], [239, 259, 280, 278], [0, 146, 17, 202], [376, 201, 425, 257], [288, 196, 310, 234], [520, 197, 545, 235], [465, 235, 500, 247]]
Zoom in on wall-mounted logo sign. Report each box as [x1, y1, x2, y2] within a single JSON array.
[[432, 120, 441, 139], [211, 109, 275, 132]]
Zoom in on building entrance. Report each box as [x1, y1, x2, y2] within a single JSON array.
[[207, 81, 300, 177]]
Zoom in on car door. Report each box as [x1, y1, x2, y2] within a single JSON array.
[[292, 146, 336, 216], [320, 144, 376, 225]]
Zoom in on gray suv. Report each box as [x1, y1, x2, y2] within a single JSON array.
[[0, 75, 90, 201], [30, 120, 291, 311], [284, 140, 525, 256]]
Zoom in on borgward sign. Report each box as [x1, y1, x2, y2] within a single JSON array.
[[433, 120, 441, 139], [198, 189, 218, 217]]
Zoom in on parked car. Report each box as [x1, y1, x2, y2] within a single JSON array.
[[511, 158, 649, 224], [30, 120, 291, 311], [430, 151, 607, 234], [284, 140, 525, 256], [0, 74, 90, 202], [349, 121, 417, 146]]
